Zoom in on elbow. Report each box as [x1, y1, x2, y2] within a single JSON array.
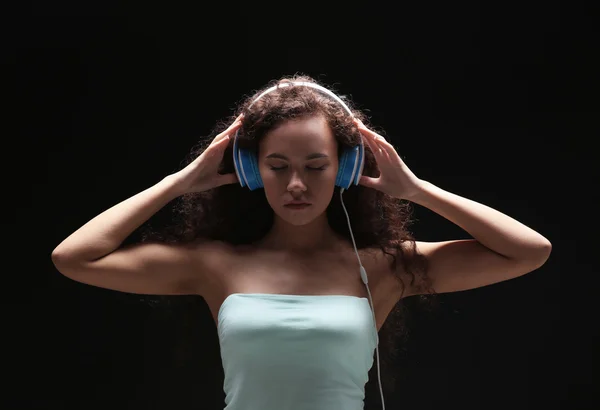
[[529, 238, 552, 269], [51, 249, 70, 275], [51, 248, 81, 278], [540, 238, 552, 262], [51, 247, 74, 267], [510, 237, 552, 272], [51, 248, 66, 266]]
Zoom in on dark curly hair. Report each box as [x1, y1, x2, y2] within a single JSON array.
[[140, 74, 437, 403]]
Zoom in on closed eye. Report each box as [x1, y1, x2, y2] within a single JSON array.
[[269, 166, 327, 171]]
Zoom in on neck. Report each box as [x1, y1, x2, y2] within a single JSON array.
[[258, 214, 340, 252]]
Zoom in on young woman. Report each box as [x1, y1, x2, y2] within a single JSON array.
[[52, 75, 551, 410]]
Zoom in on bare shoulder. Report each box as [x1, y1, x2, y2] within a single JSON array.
[[188, 239, 238, 282]]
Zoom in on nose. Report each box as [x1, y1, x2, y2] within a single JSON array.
[[287, 171, 307, 193]]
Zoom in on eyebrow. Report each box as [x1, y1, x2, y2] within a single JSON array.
[[265, 153, 329, 160]]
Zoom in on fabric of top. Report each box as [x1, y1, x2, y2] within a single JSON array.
[[217, 293, 378, 410]]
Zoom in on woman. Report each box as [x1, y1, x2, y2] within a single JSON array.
[[52, 75, 551, 410]]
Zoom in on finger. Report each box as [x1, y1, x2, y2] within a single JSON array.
[[357, 123, 381, 152], [232, 113, 245, 127], [375, 138, 392, 157], [354, 120, 391, 154], [365, 134, 388, 161], [212, 120, 242, 146], [354, 119, 395, 162], [354, 118, 381, 139], [205, 135, 231, 158], [224, 118, 243, 136], [215, 134, 232, 150], [357, 127, 388, 157], [362, 133, 379, 155], [375, 138, 399, 162]]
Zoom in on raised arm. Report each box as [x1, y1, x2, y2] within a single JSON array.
[[51, 117, 243, 296]]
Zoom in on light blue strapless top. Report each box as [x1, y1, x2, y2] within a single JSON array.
[[217, 293, 378, 410]]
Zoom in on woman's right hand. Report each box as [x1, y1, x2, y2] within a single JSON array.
[[172, 115, 243, 194]]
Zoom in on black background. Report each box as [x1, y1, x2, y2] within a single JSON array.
[[5, 1, 597, 409]]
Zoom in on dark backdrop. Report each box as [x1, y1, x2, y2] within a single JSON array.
[[5, 2, 597, 409]]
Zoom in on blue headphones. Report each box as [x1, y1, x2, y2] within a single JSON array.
[[232, 81, 365, 191]]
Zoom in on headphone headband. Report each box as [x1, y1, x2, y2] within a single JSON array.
[[248, 81, 354, 116]]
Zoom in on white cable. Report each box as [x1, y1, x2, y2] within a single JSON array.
[[339, 188, 386, 410]]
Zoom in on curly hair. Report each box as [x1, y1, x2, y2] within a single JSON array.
[[140, 74, 437, 400]]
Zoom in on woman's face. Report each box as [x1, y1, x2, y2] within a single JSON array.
[[258, 115, 339, 226]]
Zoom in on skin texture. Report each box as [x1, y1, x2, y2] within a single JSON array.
[[257, 115, 342, 251]]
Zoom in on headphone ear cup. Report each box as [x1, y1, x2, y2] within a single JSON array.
[[335, 149, 346, 188], [336, 147, 358, 189], [233, 130, 263, 190], [242, 150, 263, 190], [232, 131, 246, 188], [353, 141, 365, 186]]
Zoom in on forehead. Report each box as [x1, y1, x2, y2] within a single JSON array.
[[259, 116, 337, 156]]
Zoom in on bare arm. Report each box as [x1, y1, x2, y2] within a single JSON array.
[[52, 118, 242, 296], [51, 176, 215, 296], [410, 181, 551, 295], [353, 119, 551, 298], [52, 176, 182, 263]]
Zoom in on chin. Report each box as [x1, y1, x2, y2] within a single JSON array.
[[277, 206, 322, 226]]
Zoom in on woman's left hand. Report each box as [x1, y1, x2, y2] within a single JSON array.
[[354, 118, 424, 200]]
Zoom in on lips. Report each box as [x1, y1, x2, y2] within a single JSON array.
[[284, 203, 311, 209]]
